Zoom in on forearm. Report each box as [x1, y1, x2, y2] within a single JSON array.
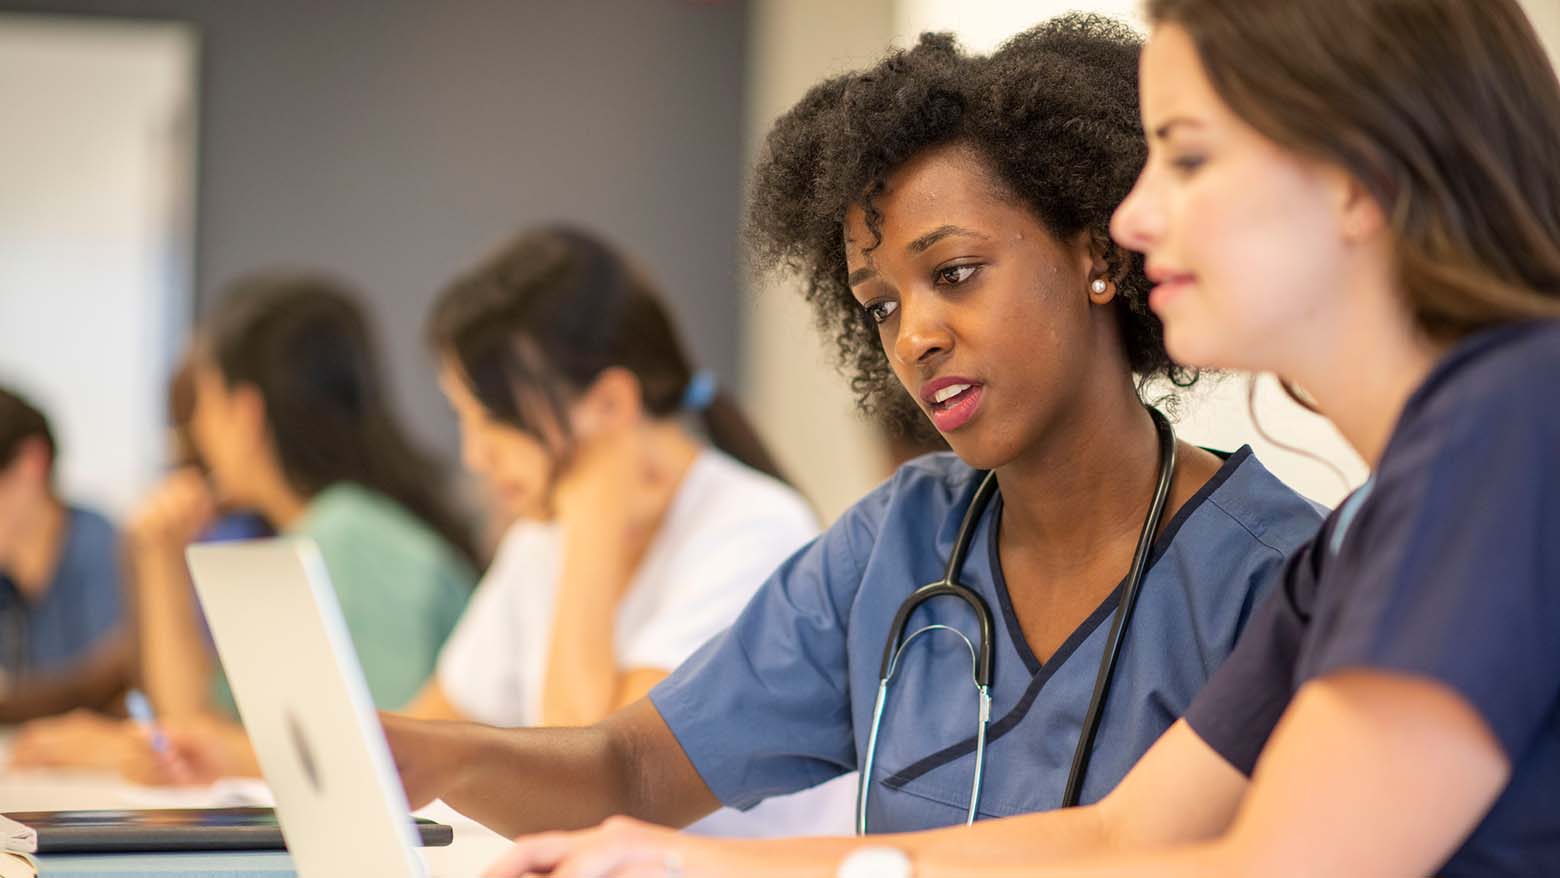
[[904, 801, 1115, 866], [435, 721, 629, 837], [410, 700, 718, 839], [540, 525, 633, 726], [676, 801, 1117, 878], [133, 545, 213, 718], [0, 633, 132, 722], [919, 840, 1239, 878]]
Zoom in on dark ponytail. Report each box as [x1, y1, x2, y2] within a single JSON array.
[[427, 225, 790, 485], [205, 273, 480, 568]]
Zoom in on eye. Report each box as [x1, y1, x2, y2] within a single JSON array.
[[863, 299, 899, 325], [1170, 154, 1206, 175], [934, 264, 980, 286]]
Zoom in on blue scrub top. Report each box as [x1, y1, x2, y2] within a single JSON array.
[[652, 447, 1326, 832], [0, 506, 122, 677]]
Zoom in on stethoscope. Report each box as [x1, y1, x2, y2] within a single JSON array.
[[856, 407, 1177, 834]]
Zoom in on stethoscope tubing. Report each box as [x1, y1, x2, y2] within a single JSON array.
[[856, 407, 1176, 834]]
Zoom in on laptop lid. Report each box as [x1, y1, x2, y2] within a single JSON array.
[[185, 537, 424, 878]]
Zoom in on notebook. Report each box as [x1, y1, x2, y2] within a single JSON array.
[[4, 808, 452, 853]]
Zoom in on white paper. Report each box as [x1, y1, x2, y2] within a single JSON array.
[[0, 815, 35, 854]]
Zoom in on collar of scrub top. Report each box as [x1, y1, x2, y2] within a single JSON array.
[[856, 407, 1178, 834]]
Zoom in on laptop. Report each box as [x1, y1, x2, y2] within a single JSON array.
[[185, 537, 431, 878]]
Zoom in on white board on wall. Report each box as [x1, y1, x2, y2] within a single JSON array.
[[0, 14, 198, 517]]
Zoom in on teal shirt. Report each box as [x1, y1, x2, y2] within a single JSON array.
[[212, 483, 473, 716]]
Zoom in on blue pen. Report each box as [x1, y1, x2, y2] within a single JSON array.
[[125, 688, 170, 755]]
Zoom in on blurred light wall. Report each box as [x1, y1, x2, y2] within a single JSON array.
[[0, 15, 195, 515], [740, 0, 897, 524]]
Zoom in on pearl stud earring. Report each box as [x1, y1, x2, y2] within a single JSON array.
[[1090, 279, 1108, 294]]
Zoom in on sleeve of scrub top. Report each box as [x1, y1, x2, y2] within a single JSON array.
[[1299, 394, 1560, 763], [1182, 533, 1323, 775], [618, 505, 819, 671], [649, 494, 881, 810]]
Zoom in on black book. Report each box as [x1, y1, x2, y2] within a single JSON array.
[[2, 807, 452, 853]]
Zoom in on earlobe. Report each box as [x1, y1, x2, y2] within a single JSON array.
[[1083, 230, 1119, 304], [1089, 277, 1114, 303]]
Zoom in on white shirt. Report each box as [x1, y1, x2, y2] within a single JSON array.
[[437, 449, 856, 836]]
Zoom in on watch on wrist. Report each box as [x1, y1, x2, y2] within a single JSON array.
[[837, 845, 913, 878]]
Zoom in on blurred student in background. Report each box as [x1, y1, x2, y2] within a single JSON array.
[[0, 386, 128, 723], [12, 274, 476, 774], [404, 225, 855, 836], [141, 225, 853, 832], [90, 227, 851, 832], [4, 358, 272, 766], [402, 226, 817, 728], [140, 273, 478, 724]]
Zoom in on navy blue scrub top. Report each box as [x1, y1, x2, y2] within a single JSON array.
[[0, 506, 121, 678], [652, 446, 1325, 832], [1186, 321, 1560, 878]]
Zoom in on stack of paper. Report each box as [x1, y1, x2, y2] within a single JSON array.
[[1, 815, 37, 878]]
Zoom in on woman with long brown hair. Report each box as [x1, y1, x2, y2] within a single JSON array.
[[485, 1, 1560, 875]]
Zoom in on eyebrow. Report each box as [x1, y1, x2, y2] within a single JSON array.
[[1151, 116, 1204, 140], [846, 225, 989, 287], [907, 224, 987, 254]]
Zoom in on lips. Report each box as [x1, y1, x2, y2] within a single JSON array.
[[1146, 265, 1197, 312], [920, 376, 984, 432]]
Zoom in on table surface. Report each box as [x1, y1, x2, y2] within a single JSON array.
[[0, 733, 515, 878]]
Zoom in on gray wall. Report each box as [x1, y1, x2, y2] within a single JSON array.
[[3, 0, 750, 458]]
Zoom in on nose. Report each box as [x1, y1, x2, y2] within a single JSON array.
[[1110, 167, 1163, 255], [891, 291, 953, 370]]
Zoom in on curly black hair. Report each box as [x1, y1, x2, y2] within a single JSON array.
[[746, 13, 1196, 433]]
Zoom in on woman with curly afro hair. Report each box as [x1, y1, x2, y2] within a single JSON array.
[[382, 13, 1326, 864]]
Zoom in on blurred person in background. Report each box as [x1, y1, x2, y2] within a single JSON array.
[[12, 274, 476, 774], [142, 225, 855, 834], [4, 357, 272, 764], [0, 386, 127, 723]]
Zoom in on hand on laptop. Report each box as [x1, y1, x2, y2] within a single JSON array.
[[483, 815, 722, 878]]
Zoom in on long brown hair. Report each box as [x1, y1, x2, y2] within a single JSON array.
[[427, 225, 789, 484], [206, 274, 480, 568], [1146, 0, 1560, 339]]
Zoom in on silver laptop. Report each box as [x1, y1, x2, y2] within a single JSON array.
[[186, 537, 426, 878]]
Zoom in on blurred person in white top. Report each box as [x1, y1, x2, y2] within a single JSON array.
[[400, 225, 856, 837]]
